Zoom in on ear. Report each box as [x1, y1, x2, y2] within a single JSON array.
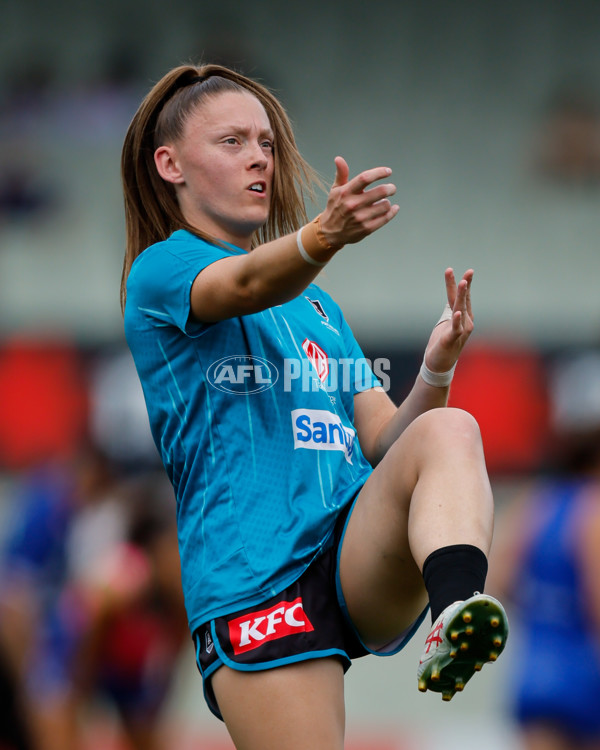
[[154, 145, 185, 184]]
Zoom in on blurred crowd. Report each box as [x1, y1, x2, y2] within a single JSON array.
[[0, 443, 189, 750], [0, 448, 188, 750], [0, 342, 189, 750]]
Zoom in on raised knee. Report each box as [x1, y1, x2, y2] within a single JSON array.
[[414, 407, 482, 447], [441, 406, 480, 435]]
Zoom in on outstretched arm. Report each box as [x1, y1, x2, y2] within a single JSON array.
[[355, 268, 475, 466], [190, 157, 399, 322]]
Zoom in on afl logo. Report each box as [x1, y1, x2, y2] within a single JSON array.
[[207, 355, 279, 394]]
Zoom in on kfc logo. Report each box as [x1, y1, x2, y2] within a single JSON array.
[[302, 338, 329, 382], [228, 597, 314, 655]]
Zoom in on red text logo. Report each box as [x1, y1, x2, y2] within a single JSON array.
[[228, 597, 314, 655]]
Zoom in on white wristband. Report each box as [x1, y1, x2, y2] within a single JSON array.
[[419, 357, 457, 387], [296, 227, 327, 267]]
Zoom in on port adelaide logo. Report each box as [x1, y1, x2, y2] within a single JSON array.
[[305, 297, 328, 320], [207, 355, 279, 394]]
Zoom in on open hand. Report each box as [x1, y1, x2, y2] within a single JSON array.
[[424, 268, 474, 374], [318, 156, 400, 248]]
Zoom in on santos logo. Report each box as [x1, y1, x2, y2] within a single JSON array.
[[291, 408, 356, 464], [228, 597, 314, 655], [207, 355, 278, 394]]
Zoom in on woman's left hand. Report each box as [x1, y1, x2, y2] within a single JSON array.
[[423, 268, 474, 374]]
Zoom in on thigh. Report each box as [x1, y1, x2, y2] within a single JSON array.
[[338, 422, 429, 648], [211, 658, 345, 750]]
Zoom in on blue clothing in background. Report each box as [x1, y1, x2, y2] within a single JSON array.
[[3, 464, 74, 605], [512, 478, 600, 739]]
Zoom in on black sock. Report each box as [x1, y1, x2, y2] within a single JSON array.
[[422, 544, 488, 623]]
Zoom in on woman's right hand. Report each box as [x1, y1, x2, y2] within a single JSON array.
[[318, 156, 399, 249]]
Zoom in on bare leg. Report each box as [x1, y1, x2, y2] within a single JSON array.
[[340, 407, 494, 646], [211, 658, 345, 750]]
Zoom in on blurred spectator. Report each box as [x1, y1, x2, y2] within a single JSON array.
[[532, 78, 600, 187], [0, 447, 187, 750], [488, 350, 600, 750], [68, 471, 188, 750], [0, 455, 80, 750]]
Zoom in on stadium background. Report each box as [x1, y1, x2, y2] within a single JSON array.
[[1, 0, 599, 748]]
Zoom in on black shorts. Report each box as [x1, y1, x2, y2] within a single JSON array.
[[194, 497, 428, 720]]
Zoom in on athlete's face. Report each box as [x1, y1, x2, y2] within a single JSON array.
[[156, 91, 274, 249]]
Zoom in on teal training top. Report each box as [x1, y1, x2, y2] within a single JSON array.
[[124, 230, 378, 631]]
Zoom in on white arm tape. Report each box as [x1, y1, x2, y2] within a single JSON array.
[[296, 227, 327, 267], [436, 303, 453, 326], [419, 357, 457, 387]]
